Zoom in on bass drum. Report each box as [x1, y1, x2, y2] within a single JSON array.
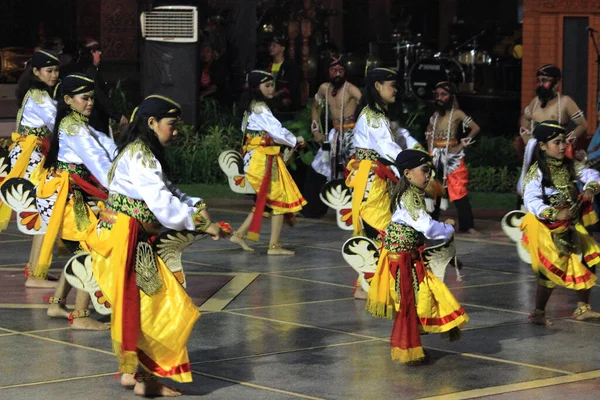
[[409, 57, 465, 101]]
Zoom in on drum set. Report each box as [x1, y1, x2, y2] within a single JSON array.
[[376, 31, 493, 101]]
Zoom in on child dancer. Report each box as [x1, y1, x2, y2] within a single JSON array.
[[0, 49, 59, 287], [230, 70, 306, 255], [88, 95, 223, 396], [367, 149, 468, 364], [521, 121, 600, 325]]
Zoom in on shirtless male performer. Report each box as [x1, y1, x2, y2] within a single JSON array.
[[518, 64, 588, 194], [302, 55, 362, 218], [426, 81, 481, 234]]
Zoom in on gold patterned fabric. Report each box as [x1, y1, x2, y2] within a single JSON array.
[[354, 148, 379, 161], [105, 192, 160, 226], [60, 112, 89, 136], [385, 222, 420, 253]]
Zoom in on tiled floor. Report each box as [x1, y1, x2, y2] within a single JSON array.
[[1, 209, 600, 399]]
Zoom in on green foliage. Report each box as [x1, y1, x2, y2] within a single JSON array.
[[283, 101, 318, 170], [467, 165, 520, 193], [166, 100, 240, 184], [396, 100, 429, 143], [465, 135, 520, 170], [108, 79, 135, 118]]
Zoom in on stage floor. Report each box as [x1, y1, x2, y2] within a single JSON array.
[[1, 208, 600, 399]]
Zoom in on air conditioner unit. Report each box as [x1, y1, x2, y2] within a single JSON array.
[[140, 5, 198, 43]]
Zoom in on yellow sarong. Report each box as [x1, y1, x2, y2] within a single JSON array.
[[88, 212, 199, 382], [0, 133, 47, 231], [521, 213, 599, 290], [345, 159, 392, 236]]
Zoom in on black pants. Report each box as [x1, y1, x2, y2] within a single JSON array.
[[431, 195, 475, 232], [300, 166, 329, 218]]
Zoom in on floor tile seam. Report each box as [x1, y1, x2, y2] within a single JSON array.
[[260, 272, 356, 288], [0, 239, 31, 243], [182, 259, 241, 272], [453, 279, 536, 289], [0, 303, 72, 309], [0, 372, 117, 390], [190, 338, 380, 365], [456, 237, 514, 246], [266, 265, 348, 273], [0, 232, 29, 238], [416, 369, 600, 400], [0, 263, 27, 267], [222, 310, 389, 341], [460, 302, 531, 316], [185, 246, 248, 254], [303, 245, 338, 252], [191, 370, 327, 400], [224, 297, 355, 311], [461, 266, 522, 276], [10, 330, 115, 355], [460, 320, 533, 332], [425, 345, 573, 375]]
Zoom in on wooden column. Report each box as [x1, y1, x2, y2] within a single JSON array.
[[300, 0, 315, 105], [324, 0, 343, 50]]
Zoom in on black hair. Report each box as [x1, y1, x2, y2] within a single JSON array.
[[115, 113, 170, 176], [43, 93, 71, 169], [389, 175, 410, 213], [15, 64, 52, 105], [354, 81, 388, 120], [237, 86, 270, 120], [532, 140, 576, 202], [75, 43, 94, 71]]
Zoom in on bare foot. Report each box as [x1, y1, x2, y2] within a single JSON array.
[[121, 373, 136, 388], [230, 234, 254, 252], [71, 317, 110, 331], [574, 304, 600, 321], [267, 245, 295, 256], [47, 303, 70, 319], [353, 286, 368, 300], [25, 277, 58, 288], [465, 228, 483, 236], [134, 380, 182, 397]]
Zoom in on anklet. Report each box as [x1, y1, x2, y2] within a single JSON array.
[[573, 304, 592, 317], [68, 309, 91, 324], [44, 296, 66, 304]]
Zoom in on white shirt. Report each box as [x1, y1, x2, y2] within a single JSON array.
[[244, 103, 297, 147], [523, 162, 600, 219], [391, 191, 455, 240], [18, 89, 57, 130], [57, 121, 117, 188], [352, 107, 403, 162], [108, 145, 202, 231]]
